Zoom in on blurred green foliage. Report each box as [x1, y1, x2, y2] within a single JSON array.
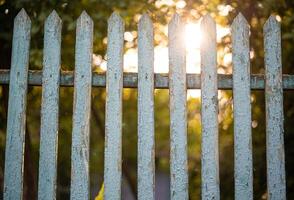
[[0, 0, 294, 199]]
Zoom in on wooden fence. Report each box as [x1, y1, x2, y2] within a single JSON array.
[[0, 8, 290, 200]]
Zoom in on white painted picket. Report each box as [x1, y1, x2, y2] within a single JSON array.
[[3, 9, 31, 200], [137, 14, 155, 200], [264, 16, 286, 200], [70, 11, 93, 200], [168, 13, 188, 200], [104, 13, 124, 200], [200, 14, 220, 200], [232, 13, 253, 200], [38, 10, 62, 200], [1, 9, 289, 200]]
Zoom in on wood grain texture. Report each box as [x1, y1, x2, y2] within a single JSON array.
[[3, 9, 31, 200], [232, 13, 253, 200], [200, 14, 220, 200], [70, 11, 93, 200], [137, 14, 155, 200], [104, 12, 124, 200], [38, 10, 62, 200], [168, 13, 188, 200], [264, 16, 286, 200]]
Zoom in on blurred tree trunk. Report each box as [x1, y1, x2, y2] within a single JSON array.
[[23, 126, 37, 200], [0, 29, 11, 200]]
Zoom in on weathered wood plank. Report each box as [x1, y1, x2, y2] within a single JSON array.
[[137, 14, 155, 200], [104, 12, 124, 200], [3, 9, 31, 200], [200, 14, 220, 200], [264, 16, 286, 200], [38, 11, 62, 200], [70, 11, 93, 200], [38, 10, 62, 200], [1, 70, 294, 90], [168, 13, 188, 200], [232, 13, 253, 200]]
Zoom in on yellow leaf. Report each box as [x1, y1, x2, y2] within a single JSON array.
[[95, 183, 104, 200]]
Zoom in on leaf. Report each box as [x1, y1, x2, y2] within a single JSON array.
[[95, 183, 104, 200]]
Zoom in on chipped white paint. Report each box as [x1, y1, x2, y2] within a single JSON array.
[[232, 13, 253, 200], [38, 10, 62, 200], [200, 14, 220, 200], [104, 12, 124, 200], [3, 9, 31, 200], [70, 11, 93, 200], [137, 14, 155, 200], [264, 16, 286, 200], [168, 14, 188, 200]]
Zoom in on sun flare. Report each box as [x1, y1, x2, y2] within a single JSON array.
[[97, 20, 231, 99], [185, 22, 202, 50]]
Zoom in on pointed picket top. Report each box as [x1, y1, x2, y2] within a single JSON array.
[[231, 12, 249, 45], [264, 15, 280, 33], [139, 13, 153, 30], [168, 13, 184, 32], [201, 14, 216, 42], [201, 14, 216, 27], [108, 12, 124, 27], [170, 12, 181, 24], [138, 13, 153, 49], [45, 10, 62, 26], [14, 8, 31, 26], [232, 13, 249, 28], [77, 10, 93, 28]]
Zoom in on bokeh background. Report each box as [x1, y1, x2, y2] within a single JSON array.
[[0, 0, 294, 199]]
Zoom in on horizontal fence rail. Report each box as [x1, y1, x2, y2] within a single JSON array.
[[1, 69, 294, 89]]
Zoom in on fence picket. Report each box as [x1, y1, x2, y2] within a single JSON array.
[[264, 16, 286, 200], [104, 12, 124, 200], [200, 14, 220, 200], [38, 10, 62, 200], [168, 14, 188, 200], [70, 11, 93, 200], [138, 14, 155, 200], [232, 13, 253, 200], [3, 9, 31, 200]]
